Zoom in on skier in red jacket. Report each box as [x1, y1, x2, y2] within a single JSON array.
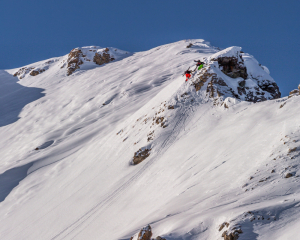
[[184, 69, 192, 82]]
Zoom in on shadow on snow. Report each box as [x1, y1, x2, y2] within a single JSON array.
[[0, 70, 45, 127]]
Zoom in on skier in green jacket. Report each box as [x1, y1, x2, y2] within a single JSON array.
[[194, 60, 204, 71]]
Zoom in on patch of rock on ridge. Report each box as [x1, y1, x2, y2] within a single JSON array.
[[66, 47, 116, 76], [288, 84, 300, 98], [130, 225, 166, 240], [13, 67, 35, 79], [222, 229, 243, 240], [66, 48, 84, 76], [30, 68, 46, 76], [218, 221, 243, 240], [93, 47, 115, 65]]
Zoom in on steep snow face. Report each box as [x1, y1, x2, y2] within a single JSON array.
[[0, 40, 299, 240]]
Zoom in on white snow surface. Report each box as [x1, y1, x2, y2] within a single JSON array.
[[0, 39, 300, 240]]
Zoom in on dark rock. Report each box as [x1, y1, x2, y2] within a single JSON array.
[[238, 80, 246, 88], [30, 69, 45, 76], [168, 105, 174, 109], [214, 56, 248, 79], [285, 173, 293, 178], [186, 43, 193, 48], [258, 81, 281, 99], [237, 87, 246, 96], [156, 237, 166, 240], [155, 117, 164, 125], [133, 148, 151, 165]]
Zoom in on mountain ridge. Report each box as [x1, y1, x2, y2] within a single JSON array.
[[0, 39, 299, 240]]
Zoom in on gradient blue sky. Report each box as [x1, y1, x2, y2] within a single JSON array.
[[1, 0, 299, 96]]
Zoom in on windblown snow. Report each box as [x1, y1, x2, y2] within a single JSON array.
[[0, 40, 299, 240]]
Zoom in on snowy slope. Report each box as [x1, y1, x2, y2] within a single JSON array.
[[0, 40, 299, 240]]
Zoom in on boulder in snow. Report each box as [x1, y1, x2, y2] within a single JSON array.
[[133, 147, 151, 165], [30, 68, 46, 76]]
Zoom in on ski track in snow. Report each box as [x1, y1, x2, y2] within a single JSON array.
[[52, 103, 194, 240]]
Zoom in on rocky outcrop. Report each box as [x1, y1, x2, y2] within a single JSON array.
[[93, 48, 115, 65], [257, 80, 281, 99], [13, 67, 35, 79], [219, 222, 230, 232], [137, 225, 152, 240], [222, 228, 243, 240], [130, 225, 166, 240], [288, 84, 300, 98], [133, 147, 151, 165], [66, 47, 116, 75], [191, 47, 281, 103], [30, 68, 46, 76], [214, 56, 248, 79], [192, 69, 217, 92], [67, 48, 84, 76]]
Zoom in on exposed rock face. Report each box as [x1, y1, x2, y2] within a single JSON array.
[[30, 68, 46, 76], [214, 56, 248, 79], [67, 48, 84, 76], [257, 80, 281, 99], [137, 225, 152, 240], [192, 69, 216, 92], [66, 47, 116, 76], [133, 147, 151, 165], [191, 47, 281, 103], [93, 48, 115, 65]]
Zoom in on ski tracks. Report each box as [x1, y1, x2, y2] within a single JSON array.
[[50, 105, 193, 240]]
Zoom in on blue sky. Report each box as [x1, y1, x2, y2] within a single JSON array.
[[1, 0, 299, 96]]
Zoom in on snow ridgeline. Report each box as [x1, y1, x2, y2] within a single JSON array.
[[1, 40, 299, 240], [12, 46, 130, 78]]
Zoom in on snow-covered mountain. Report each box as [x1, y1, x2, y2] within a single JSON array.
[[0, 39, 299, 240]]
